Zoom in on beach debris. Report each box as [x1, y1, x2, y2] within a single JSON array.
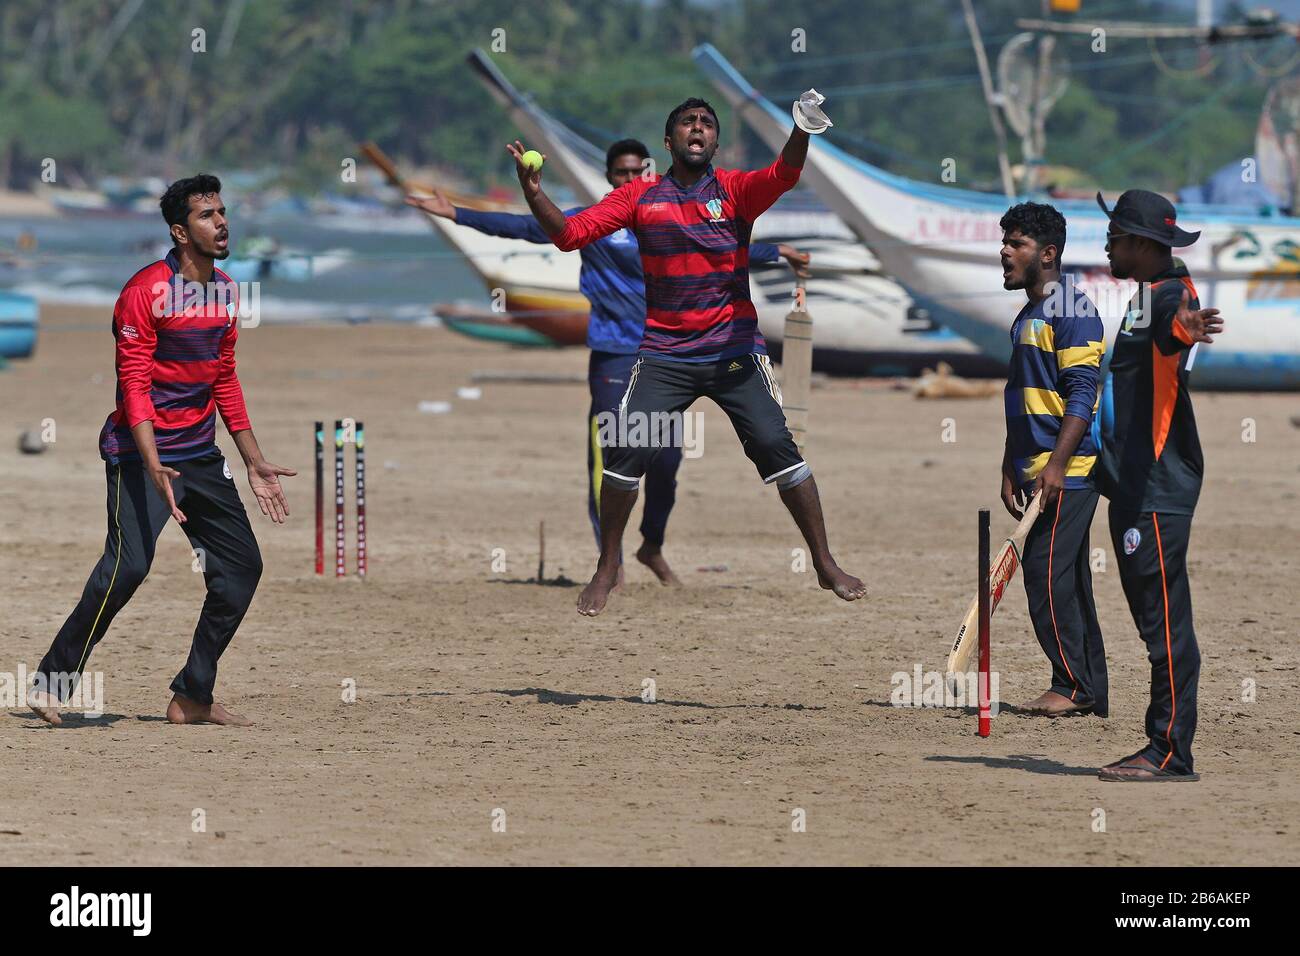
[[912, 362, 1001, 399], [18, 429, 46, 454]]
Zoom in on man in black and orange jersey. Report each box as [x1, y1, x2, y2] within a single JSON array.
[[1094, 190, 1223, 782]]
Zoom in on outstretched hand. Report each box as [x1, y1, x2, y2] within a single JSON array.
[[248, 459, 296, 524], [405, 190, 455, 220], [1176, 288, 1223, 344]]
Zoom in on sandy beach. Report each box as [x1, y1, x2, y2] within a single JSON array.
[[0, 303, 1296, 865]]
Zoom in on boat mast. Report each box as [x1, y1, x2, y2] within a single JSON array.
[[960, 0, 1017, 198]]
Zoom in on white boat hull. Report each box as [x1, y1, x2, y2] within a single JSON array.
[[466, 46, 995, 374], [694, 43, 1300, 389]]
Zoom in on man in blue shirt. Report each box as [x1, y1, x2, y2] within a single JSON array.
[[409, 139, 810, 586], [998, 201, 1109, 719]]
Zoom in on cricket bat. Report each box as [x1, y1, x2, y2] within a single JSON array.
[[946, 494, 1043, 682], [361, 141, 413, 191], [780, 277, 812, 451], [360, 141, 488, 208]]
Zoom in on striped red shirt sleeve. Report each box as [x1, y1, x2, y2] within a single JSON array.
[[212, 315, 250, 433], [115, 285, 158, 428], [724, 156, 801, 221], [552, 180, 639, 251]]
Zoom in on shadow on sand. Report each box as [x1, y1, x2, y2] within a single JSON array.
[[484, 687, 824, 711], [925, 753, 1098, 776]]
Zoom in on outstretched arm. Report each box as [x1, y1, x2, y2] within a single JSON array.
[[728, 95, 826, 222], [1160, 286, 1223, 353], [447, 206, 559, 244], [407, 188, 563, 244]]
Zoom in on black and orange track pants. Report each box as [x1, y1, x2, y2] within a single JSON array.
[[1021, 487, 1110, 716], [1108, 507, 1200, 775]]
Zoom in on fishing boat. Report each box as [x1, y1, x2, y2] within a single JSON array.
[[414, 200, 591, 343], [0, 290, 38, 360], [433, 301, 571, 347], [694, 43, 1300, 390], [141, 239, 351, 284], [466, 47, 1000, 375], [361, 136, 593, 348]]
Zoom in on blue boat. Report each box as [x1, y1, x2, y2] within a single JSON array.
[[0, 290, 38, 360]]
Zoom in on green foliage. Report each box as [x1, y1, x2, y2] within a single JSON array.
[[0, 0, 1287, 194], [0, 84, 117, 160]]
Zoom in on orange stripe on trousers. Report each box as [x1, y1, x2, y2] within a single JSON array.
[[1153, 512, 1177, 770], [1047, 491, 1079, 699]]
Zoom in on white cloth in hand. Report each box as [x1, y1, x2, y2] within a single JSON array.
[[793, 88, 833, 134]]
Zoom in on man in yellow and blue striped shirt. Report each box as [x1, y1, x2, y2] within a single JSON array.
[[998, 202, 1109, 718]]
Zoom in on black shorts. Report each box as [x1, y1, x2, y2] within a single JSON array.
[[600, 353, 805, 487]]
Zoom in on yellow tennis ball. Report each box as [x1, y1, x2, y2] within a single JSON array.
[[521, 150, 543, 172]]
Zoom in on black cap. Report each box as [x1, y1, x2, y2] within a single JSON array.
[[1096, 189, 1200, 247]]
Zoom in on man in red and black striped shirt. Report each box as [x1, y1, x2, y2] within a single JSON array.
[[29, 175, 295, 727], [510, 97, 865, 616]]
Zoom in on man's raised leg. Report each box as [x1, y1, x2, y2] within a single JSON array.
[[710, 354, 865, 603], [779, 473, 866, 601]]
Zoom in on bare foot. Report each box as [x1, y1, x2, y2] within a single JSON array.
[[816, 563, 867, 601], [614, 563, 625, 591], [635, 542, 682, 586], [28, 689, 62, 726], [577, 565, 620, 617], [1017, 690, 1089, 716], [166, 694, 252, 726]]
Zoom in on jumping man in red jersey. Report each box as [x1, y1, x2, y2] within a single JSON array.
[[509, 94, 865, 616], [28, 175, 294, 727]]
